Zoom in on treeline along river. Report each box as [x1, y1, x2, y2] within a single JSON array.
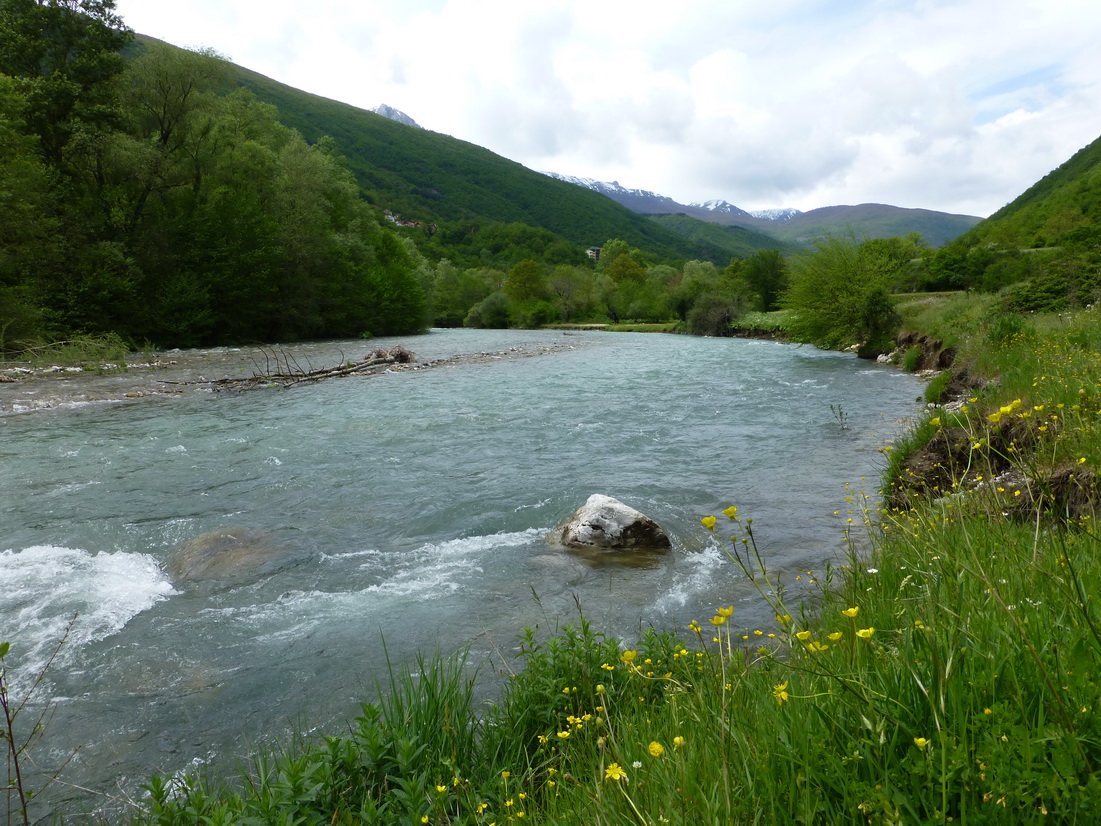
[[0, 329, 924, 818]]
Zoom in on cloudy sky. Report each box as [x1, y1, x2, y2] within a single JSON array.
[[114, 0, 1101, 218]]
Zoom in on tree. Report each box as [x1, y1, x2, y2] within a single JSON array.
[[503, 259, 549, 302], [739, 249, 788, 312], [0, 0, 132, 169], [781, 236, 901, 355]]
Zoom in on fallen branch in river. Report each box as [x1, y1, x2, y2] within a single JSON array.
[[161, 346, 417, 392]]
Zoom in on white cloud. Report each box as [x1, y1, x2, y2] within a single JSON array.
[[115, 0, 1101, 217]]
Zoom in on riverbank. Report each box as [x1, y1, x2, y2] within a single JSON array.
[[0, 334, 588, 416]]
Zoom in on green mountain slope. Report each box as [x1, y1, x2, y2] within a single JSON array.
[[956, 133, 1101, 248], [649, 214, 800, 259], [213, 58, 707, 261], [753, 204, 981, 247]]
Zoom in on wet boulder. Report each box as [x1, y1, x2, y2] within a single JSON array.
[[551, 495, 671, 552], [167, 527, 302, 586]]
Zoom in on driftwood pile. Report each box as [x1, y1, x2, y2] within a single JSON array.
[[164, 346, 417, 392]]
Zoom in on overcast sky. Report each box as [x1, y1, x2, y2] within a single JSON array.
[[114, 0, 1101, 217]]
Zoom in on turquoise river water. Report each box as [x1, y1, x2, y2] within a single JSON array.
[[0, 328, 924, 818]]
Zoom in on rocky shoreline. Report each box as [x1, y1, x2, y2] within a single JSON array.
[[0, 339, 583, 416]]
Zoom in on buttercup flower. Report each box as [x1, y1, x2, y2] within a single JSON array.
[[649, 741, 665, 758], [673, 735, 685, 748], [841, 607, 860, 618], [701, 515, 717, 530], [717, 605, 734, 617], [827, 632, 843, 642], [856, 627, 875, 639], [773, 681, 789, 704], [621, 650, 637, 664], [795, 630, 812, 641], [914, 737, 930, 750], [722, 506, 738, 519], [605, 763, 627, 781]]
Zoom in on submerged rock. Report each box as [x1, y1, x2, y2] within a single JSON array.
[[167, 527, 302, 585], [551, 494, 671, 553]]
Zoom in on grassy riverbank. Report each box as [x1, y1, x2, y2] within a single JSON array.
[[6, 301, 1099, 825]]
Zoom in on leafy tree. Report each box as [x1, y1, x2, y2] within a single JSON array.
[[0, 0, 132, 169], [605, 252, 646, 284], [782, 236, 901, 354], [548, 265, 589, 323], [739, 249, 788, 311], [503, 259, 549, 303]]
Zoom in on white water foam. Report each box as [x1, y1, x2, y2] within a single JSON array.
[[0, 546, 176, 686]]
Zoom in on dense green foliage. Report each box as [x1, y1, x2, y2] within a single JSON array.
[[781, 236, 902, 354], [0, 8, 427, 350], [963, 134, 1101, 249], [917, 133, 1101, 308]]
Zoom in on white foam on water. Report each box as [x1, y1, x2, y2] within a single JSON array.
[[0, 546, 176, 685], [650, 540, 730, 614], [204, 529, 545, 642]]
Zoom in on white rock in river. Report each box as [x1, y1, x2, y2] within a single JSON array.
[[551, 494, 671, 552]]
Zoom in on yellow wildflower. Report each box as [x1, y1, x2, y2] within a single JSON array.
[[806, 641, 829, 652], [673, 735, 685, 748], [605, 763, 627, 782], [795, 630, 812, 641], [773, 681, 790, 704], [709, 615, 727, 626], [649, 741, 665, 758], [436, 784, 447, 792], [722, 505, 738, 519], [828, 631, 843, 642], [841, 606, 860, 618], [621, 650, 637, 664], [856, 627, 875, 639], [914, 737, 930, 750], [701, 515, 717, 530], [717, 605, 734, 617]]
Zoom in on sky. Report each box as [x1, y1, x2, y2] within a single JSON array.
[[113, 0, 1101, 218]]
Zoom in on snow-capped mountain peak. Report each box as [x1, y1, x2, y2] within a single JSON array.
[[748, 208, 802, 221], [372, 104, 421, 129], [688, 199, 752, 218]]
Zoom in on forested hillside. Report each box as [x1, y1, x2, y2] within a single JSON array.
[[1, 4, 427, 349], [227, 50, 718, 263], [919, 133, 1101, 306], [955, 133, 1101, 249]]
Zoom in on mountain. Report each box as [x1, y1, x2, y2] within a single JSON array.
[[953, 133, 1101, 249], [688, 200, 754, 219], [219, 63, 736, 263], [540, 173, 686, 214], [371, 104, 421, 129], [749, 208, 802, 221], [648, 214, 802, 260], [765, 204, 983, 248], [543, 172, 980, 247]]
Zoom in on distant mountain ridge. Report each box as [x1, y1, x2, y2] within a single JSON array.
[[542, 171, 981, 247]]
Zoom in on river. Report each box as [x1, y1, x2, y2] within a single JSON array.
[[0, 328, 923, 818]]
